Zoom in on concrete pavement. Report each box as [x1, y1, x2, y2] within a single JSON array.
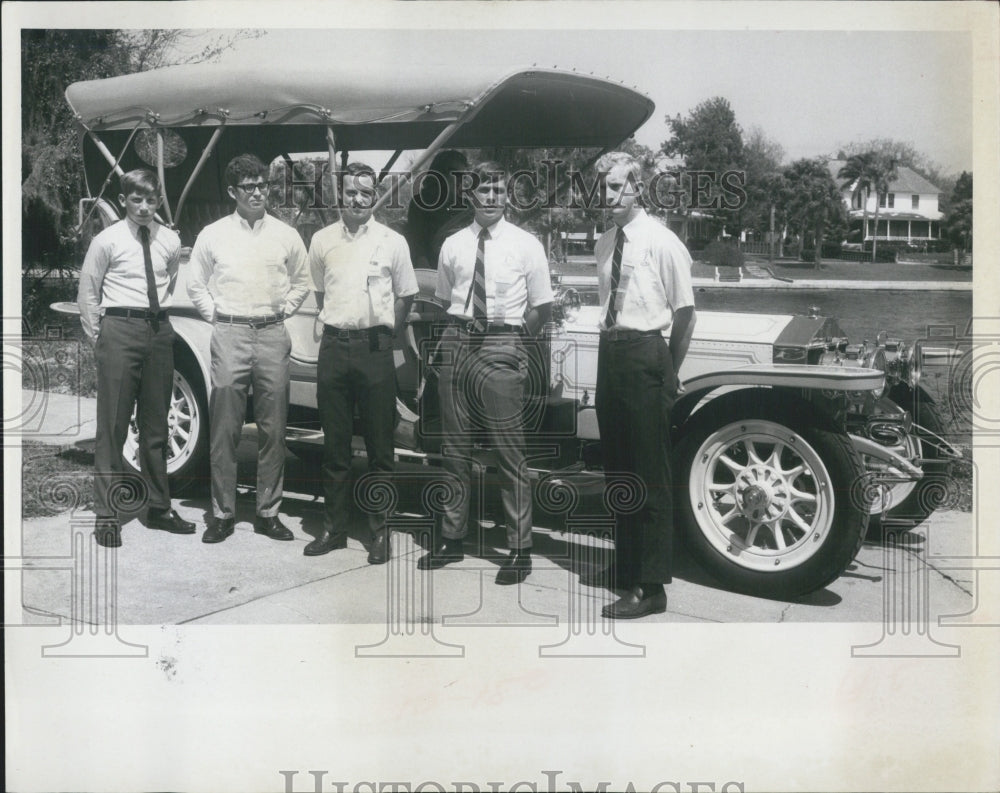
[[15, 389, 975, 628]]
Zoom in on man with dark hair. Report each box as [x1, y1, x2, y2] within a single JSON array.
[[306, 162, 418, 561], [418, 161, 553, 585], [78, 168, 195, 547], [188, 154, 310, 544], [587, 151, 697, 619]]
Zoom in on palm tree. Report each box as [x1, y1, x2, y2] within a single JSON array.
[[838, 152, 876, 258], [869, 154, 899, 262], [839, 152, 898, 262], [782, 158, 843, 267]]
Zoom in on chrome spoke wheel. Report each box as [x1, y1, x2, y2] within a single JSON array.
[[689, 419, 835, 572], [122, 361, 204, 477]]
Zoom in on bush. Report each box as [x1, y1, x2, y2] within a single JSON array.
[[821, 241, 843, 258], [703, 240, 744, 268], [686, 237, 712, 253]]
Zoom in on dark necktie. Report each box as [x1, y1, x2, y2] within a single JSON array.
[[470, 228, 489, 332], [603, 226, 626, 329], [138, 225, 161, 315]]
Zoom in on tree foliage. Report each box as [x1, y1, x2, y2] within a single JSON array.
[[21, 29, 261, 270], [835, 137, 949, 192], [740, 126, 786, 235], [661, 97, 745, 232], [944, 171, 972, 252], [780, 158, 845, 263]]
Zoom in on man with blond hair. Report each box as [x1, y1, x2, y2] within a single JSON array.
[[586, 151, 697, 619]]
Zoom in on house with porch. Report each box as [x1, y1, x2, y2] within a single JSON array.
[[827, 159, 942, 246]]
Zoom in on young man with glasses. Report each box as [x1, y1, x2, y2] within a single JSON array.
[[187, 154, 310, 544]]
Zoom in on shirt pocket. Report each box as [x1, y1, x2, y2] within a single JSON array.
[[491, 256, 518, 318], [367, 265, 394, 316]]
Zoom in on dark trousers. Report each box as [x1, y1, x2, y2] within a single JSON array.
[[437, 327, 533, 550], [595, 333, 678, 586], [93, 315, 174, 517], [316, 330, 397, 534]]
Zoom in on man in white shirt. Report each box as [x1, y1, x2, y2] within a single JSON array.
[[587, 151, 697, 619], [78, 168, 195, 547], [306, 162, 418, 562], [187, 154, 310, 544], [419, 161, 554, 585]]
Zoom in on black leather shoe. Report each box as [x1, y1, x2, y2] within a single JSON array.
[[303, 529, 347, 556], [417, 538, 464, 570], [367, 529, 391, 565], [601, 586, 667, 620], [147, 508, 196, 535], [93, 519, 121, 548], [202, 517, 235, 544], [254, 515, 294, 541], [495, 549, 532, 585]]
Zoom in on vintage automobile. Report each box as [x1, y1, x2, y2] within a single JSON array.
[[54, 61, 953, 598]]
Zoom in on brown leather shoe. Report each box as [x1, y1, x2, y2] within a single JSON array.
[[416, 538, 464, 570], [495, 549, 532, 585], [367, 529, 391, 565], [303, 529, 347, 556], [254, 515, 294, 541], [202, 517, 235, 544], [146, 508, 196, 535], [601, 586, 667, 619]]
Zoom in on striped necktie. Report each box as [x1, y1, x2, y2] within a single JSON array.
[[603, 226, 626, 329], [470, 227, 489, 332]]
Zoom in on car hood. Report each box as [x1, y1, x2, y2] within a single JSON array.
[[562, 306, 798, 345]]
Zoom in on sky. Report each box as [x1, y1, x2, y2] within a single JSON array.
[[185, 27, 973, 177]]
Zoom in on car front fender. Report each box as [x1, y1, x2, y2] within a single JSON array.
[[681, 363, 884, 394], [165, 309, 212, 395]]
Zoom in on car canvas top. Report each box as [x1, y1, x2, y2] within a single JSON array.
[[65, 62, 654, 150]]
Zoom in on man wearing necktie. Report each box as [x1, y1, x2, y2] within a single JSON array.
[[420, 161, 554, 585], [587, 152, 697, 618], [77, 169, 196, 547]]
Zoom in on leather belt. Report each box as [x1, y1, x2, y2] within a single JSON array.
[[323, 325, 392, 340], [450, 320, 525, 335], [104, 307, 167, 320], [215, 311, 285, 328], [600, 327, 663, 342]]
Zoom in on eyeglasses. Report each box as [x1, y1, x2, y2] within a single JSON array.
[[235, 182, 270, 194]]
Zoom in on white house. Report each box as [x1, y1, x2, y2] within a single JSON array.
[[827, 160, 942, 245]]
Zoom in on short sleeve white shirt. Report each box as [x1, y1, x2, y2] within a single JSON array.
[[595, 210, 695, 332], [308, 219, 418, 330], [435, 217, 553, 324]]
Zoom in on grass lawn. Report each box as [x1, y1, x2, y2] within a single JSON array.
[[21, 441, 95, 518]]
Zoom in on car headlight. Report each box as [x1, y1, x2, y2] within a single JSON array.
[[553, 287, 581, 326]]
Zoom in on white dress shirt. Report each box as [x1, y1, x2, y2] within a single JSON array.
[[435, 217, 553, 324], [76, 218, 182, 341], [596, 210, 695, 332], [187, 211, 310, 321], [308, 219, 419, 330]]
